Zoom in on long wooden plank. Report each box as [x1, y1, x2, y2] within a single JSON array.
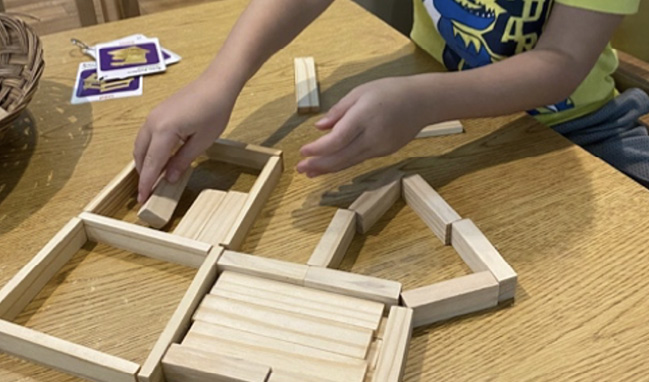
[[307, 209, 356, 269], [138, 167, 193, 229], [83, 161, 137, 216], [222, 156, 283, 249], [415, 120, 464, 139], [214, 271, 384, 324], [400, 271, 499, 328], [294, 57, 319, 113], [371, 306, 413, 382], [196, 191, 248, 246], [304, 266, 401, 306], [217, 250, 308, 285], [267, 369, 334, 382], [348, 169, 404, 234], [0, 218, 86, 321], [210, 282, 380, 331], [194, 295, 373, 359], [205, 138, 283, 170], [402, 174, 461, 244], [80, 212, 211, 269], [138, 247, 223, 382], [173, 190, 228, 239], [451, 219, 518, 301], [183, 332, 366, 382], [0, 319, 139, 382], [162, 343, 270, 382]]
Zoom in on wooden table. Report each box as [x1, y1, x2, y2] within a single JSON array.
[[2, 1, 649, 380]]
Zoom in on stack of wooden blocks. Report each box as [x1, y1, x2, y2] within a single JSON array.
[[0, 134, 517, 381]]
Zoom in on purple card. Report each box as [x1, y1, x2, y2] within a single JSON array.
[[95, 37, 166, 80], [71, 62, 143, 104]]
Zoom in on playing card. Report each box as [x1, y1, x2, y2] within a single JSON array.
[[81, 34, 181, 66], [71, 62, 143, 104], [95, 37, 166, 80]]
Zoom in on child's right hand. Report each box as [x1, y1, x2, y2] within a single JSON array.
[[133, 77, 236, 204]]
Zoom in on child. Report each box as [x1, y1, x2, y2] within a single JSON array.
[[133, 0, 645, 204]]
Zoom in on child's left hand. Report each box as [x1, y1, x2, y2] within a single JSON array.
[[297, 76, 429, 177]]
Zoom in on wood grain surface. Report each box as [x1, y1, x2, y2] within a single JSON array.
[[2, 0, 649, 381]]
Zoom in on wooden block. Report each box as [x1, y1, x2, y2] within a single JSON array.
[[196, 191, 248, 246], [400, 271, 499, 328], [366, 339, 382, 371], [349, 169, 404, 234], [138, 167, 193, 228], [307, 209, 356, 269], [83, 161, 137, 215], [375, 317, 389, 340], [222, 156, 282, 250], [183, 332, 366, 382], [371, 306, 413, 382], [80, 212, 212, 269], [294, 56, 319, 113], [451, 219, 518, 301], [304, 266, 401, 306], [217, 250, 308, 285], [415, 120, 464, 139], [0, 218, 86, 321], [189, 320, 367, 364], [173, 189, 228, 239], [194, 295, 373, 359], [267, 369, 334, 382], [162, 343, 270, 382], [214, 271, 384, 327], [138, 247, 223, 382], [402, 174, 461, 244], [205, 138, 283, 170], [210, 281, 380, 331], [0, 319, 139, 382]]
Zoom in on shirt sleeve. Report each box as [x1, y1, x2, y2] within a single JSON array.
[[556, 0, 640, 15]]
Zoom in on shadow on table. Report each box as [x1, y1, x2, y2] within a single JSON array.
[[0, 80, 93, 235]]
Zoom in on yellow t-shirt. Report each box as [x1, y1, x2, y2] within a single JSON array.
[[410, 0, 641, 126]]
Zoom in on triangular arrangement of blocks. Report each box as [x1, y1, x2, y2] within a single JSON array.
[[0, 140, 517, 382]]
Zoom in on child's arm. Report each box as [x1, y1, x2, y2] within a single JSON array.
[[134, 0, 333, 203], [298, 4, 624, 177]]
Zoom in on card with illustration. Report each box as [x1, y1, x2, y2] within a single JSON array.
[[84, 34, 181, 66], [71, 62, 143, 104], [95, 37, 166, 80]]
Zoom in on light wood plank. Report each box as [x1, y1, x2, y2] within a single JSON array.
[[196, 191, 248, 246], [0, 218, 86, 321], [80, 212, 212, 269], [294, 57, 320, 113], [222, 156, 283, 249], [307, 209, 356, 269], [162, 343, 270, 382], [138, 247, 223, 382], [0, 319, 139, 382], [267, 369, 335, 382], [415, 120, 464, 139], [451, 219, 518, 301], [205, 138, 283, 170], [371, 306, 413, 382], [402, 174, 461, 244], [138, 167, 193, 229], [217, 250, 308, 285], [304, 266, 401, 306], [83, 161, 137, 216], [401, 271, 499, 328], [194, 295, 373, 359], [183, 332, 366, 382], [348, 169, 404, 234], [173, 189, 228, 239], [214, 271, 385, 324]]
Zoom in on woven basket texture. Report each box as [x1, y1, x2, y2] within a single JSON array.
[[0, 14, 44, 142]]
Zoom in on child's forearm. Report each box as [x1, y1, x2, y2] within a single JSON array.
[[200, 0, 333, 94]]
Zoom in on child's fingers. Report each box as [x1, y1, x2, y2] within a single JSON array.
[[297, 135, 369, 176], [133, 126, 152, 174], [164, 134, 206, 182], [315, 91, 359, 130], [138, 132, 180, 204], [301, 104, 364, 157]]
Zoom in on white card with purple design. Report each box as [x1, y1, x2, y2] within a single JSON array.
[[71, 62, 143, 104], [85, 34, 181, 66], [95, 37, 166, 80]]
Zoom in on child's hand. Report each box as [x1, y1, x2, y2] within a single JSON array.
[[298, 77, 428, 177], [133, 78, 235, 203]]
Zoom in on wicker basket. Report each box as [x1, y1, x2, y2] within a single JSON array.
[[0, 14, 44, 143]]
